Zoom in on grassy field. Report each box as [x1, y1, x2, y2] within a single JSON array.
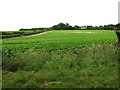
[[2, 30, 119, 88], [2, 30, 117, 51]]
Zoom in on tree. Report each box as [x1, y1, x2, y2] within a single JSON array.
[[115, 24, 120, 44], [74, 25, 80, 30], [87, 26, 93, 30], [66, 23, 69, 26], [52, 23, 65, 30], [52, 23, 75, 30]]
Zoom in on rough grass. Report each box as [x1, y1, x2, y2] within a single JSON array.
[[2, 44, 118, 88]]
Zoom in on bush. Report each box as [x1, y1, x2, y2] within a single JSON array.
[[2, 30, 52, 38]]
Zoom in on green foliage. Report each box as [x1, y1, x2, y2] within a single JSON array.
[[2, 30, 118, 88], [87, 24, 118, 30], [19, 28, 50, 31], [2, 44, 118, 88], [1, 30, 52, 38], [52, 23, 75, 30], [51, 23, 118, 30]]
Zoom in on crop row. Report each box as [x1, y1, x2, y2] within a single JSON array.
[[2, 39, 116, 53]]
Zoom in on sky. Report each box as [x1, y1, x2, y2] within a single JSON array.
[[0, 0, 119, 31], [118, 1, 120, 23]]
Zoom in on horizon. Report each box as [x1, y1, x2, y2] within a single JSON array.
[[2, 23, 118, 31]]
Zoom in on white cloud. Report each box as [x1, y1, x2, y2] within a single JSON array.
[[0, 0, 119, 31]]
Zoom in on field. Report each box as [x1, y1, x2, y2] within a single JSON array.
[[2, 30, 117, 51], [2, 30, 119, 88], [1, 30, 51, 39]]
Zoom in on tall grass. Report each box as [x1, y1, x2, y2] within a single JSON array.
[[2, 44, 118, 88]]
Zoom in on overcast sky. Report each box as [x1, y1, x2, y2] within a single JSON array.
[[0, 0, 119, 31], [118, 1, 120, 23]]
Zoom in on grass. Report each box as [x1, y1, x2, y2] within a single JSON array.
[[2, 30, 119, 88], [2, 44, 118, 88]]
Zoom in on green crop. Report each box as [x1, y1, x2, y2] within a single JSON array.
[[2, 30, 117, 52], [2, 30, 119, 88]]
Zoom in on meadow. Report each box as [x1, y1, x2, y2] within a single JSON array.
[[2, 30, 119, 88]]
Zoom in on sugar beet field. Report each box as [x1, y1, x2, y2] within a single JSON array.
[[2, 30, 119, 88], [2, 30, 117, 51]]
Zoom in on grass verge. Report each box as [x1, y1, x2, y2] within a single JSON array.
[[2, 43, 118, 88]]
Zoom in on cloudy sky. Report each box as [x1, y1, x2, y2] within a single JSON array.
[[0, 0, 119, 31], [118, 1, 120, 23]]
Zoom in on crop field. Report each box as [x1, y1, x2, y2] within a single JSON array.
[[2, 30, 119, 88], [2, 30, 117, 51], [1, 30, 51, 39]]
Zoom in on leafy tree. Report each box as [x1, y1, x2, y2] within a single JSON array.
[[87, 26, 93, 30], [74, 25, 80, 30], [52, 23, 75, 30], [115, 24, 120, 44]]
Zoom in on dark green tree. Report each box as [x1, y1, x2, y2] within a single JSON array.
[[74, 25, 80, 30], [116, 24, 120, 44], [52, 23, 75, 30]]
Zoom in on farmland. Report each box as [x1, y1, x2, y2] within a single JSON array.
[[2, 30, 119, 88], [1, 29, 51, 39], [2, 30, 117, 51]]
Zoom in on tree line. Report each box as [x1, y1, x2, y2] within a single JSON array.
[[19, 22, 119, 31], [51, 23, 119, 30]]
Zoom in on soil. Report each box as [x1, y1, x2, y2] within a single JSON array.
[[25, 31, 54, 37], [71, 32, 96, 33]]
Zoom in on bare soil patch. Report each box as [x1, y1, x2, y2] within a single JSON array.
[[25, 31, 54, 37], [71, 32, 96, 33]]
